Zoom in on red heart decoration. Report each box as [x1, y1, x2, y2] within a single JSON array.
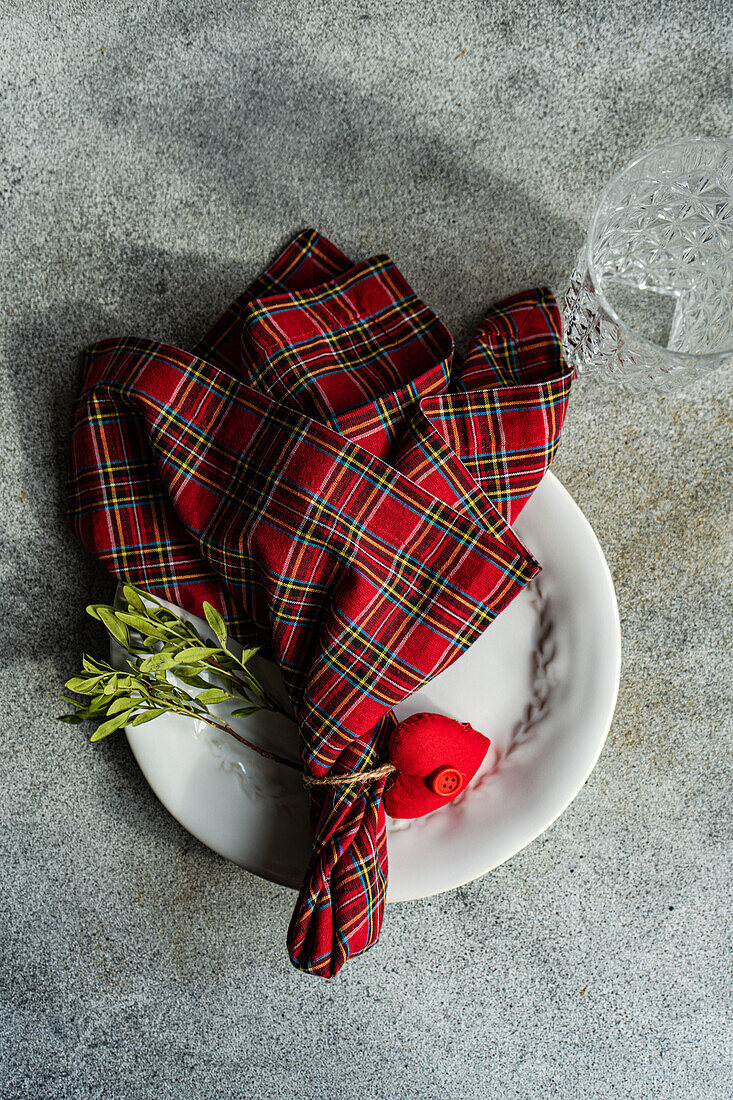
[[383, 712, 491, 819]]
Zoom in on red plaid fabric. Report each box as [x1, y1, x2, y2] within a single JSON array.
[[67, 230, 571, 976]]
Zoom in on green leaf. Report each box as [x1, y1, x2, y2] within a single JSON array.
[[139, 651, 177, 673], [125, 617, 168, 641], [70, 707, 95, 721], [238, 647, 260, 665], [90, 710, 134, 741], [86, 694, 110, 715], [245, 679, 266, 705], [231, 706, 260, 718], [82, 655, 107, 674], [203, 602, 227, 644], [129, 708, 167, 726], [58, 713, 85, 724], [195, 687, 232, 706], [145, 604, 179, 626], [98, 607, 129, 647], [114, 611, 157, 631], [62, 691, 105, 717], [107, 696, 138, 716], [175, 671, 210, 690], [122, 585, 145, 612], [174, 645, 222, 663], [115, 675, 144, 691], [65, 675, 103, 695]]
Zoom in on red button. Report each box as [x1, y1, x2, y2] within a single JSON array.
[[430, 767, 464, 797]]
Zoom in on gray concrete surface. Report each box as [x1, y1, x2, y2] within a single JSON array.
[[1, 2, 731, 1097]]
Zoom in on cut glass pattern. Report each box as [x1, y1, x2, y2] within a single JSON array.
[[563, 138, 733, 391]]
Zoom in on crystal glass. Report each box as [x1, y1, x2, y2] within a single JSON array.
[[562, 136, 733, 391]]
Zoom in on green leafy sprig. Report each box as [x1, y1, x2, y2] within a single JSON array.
[[59, 584, 301, 772]]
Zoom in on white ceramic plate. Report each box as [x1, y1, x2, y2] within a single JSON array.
[[115, 472, 620, 901]]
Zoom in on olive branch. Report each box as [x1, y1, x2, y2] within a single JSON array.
[[59, 584, 301, 772]]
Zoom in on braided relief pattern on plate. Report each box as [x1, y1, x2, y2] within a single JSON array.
[[386, 577, 555, 834]]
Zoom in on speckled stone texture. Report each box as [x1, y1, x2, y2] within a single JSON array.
[[1, 2, 731, 1097]]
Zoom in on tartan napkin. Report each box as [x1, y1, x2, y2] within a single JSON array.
[[67, 229, 571, 976]]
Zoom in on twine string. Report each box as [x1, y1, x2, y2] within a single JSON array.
[[303, 762, 397, 788]]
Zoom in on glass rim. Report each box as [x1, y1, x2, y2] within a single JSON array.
[[586, 135, 733, 363]]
